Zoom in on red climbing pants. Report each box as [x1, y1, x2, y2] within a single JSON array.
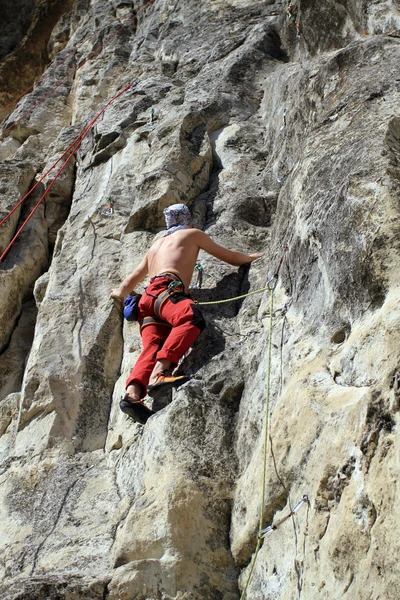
[[126, 275, 206, 396]]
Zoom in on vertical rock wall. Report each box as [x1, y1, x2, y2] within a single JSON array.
[[0, 1, 399, 599]]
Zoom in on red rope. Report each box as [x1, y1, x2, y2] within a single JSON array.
[[1, 122, 97, 227], [0, 83, 132, 263], [1, 0, 155, 137]]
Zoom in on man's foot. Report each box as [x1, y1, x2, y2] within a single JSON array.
[[146, 373, 189, 396], [119, 394, 154, 425]]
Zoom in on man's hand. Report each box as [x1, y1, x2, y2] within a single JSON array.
[[248, 252, 265, 263], [110, 289, 125, 307]]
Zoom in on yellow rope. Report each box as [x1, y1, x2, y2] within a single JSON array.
[[239, 286, 274, 600], [197, 286, 270, 306]]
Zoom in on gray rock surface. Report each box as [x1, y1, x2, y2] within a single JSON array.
[[0, 0, 399, 598], [0, 0, 75, 117]]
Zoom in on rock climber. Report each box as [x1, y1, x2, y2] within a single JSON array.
[[110, 203, 263, 422]]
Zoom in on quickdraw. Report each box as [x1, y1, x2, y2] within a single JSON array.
[[280, 108, 287, 132], [100, 156, 114, 217], [147, 108, 155, 125], [285, 1, 294, 20], [277, 162, 297, 183], [101, 196, 114, 218], [267, 244, 289, 290], [194, 262, 203, 289], [259, 495, 309, 538]]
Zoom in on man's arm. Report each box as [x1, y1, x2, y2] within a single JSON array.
[[110, 254, 149, 305], [195, 230, 264, 266]]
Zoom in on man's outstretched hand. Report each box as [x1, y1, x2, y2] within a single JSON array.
[[248, 252, 265, 263]]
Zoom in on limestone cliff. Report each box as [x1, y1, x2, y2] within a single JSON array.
[[0, 1, 399, 599]]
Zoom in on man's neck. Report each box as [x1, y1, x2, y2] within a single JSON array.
[[163, 224, 190, 237]]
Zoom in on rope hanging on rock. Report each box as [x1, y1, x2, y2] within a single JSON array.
[[1, 0, 156, 137], [0, 129, 100, 229], [0, 83, 133, 262], [239, 245, 290, 600]]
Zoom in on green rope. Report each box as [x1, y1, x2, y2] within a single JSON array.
[[197, 286, 270, 306], [239, 287, 274, 600]]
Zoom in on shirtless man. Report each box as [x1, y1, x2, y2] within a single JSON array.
[[111, 204, 263, 422]]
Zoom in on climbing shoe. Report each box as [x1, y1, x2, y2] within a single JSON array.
[[119, 394, 154, 425], [146, 373, 189, 396]]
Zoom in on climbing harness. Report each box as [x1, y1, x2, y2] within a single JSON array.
[[140, 315, 171, 332], [194, 262, 203, 289], [137, 274, 186, 331], [121, 273, 188, 331], [1, 0, 156, 137], [154, 279, 184, 318], [260, 495, 309, 538], [0, 83, 133, 262]]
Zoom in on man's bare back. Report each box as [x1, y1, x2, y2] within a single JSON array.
[[111, 228, 263, 304], [147, 229, 202, 289]]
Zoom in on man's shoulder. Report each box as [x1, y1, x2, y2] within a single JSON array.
[[185, 228, 207, 238], [184, 229, 211, 246], [177, 228, 205, 240]]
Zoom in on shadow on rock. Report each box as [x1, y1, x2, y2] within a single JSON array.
[[191, 266, 251, 320]]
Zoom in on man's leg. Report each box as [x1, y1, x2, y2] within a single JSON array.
[[125, 323, 171, 399], [148, 358, 172, 385], [155, 298, 206, 370], [125, 382, 144, 402]]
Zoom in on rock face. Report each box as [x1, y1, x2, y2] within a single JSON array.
[[0, 1, 399, 599], [0, 0, 75, 116]]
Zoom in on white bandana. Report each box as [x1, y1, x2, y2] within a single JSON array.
[[163, 204, 192, 236]]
